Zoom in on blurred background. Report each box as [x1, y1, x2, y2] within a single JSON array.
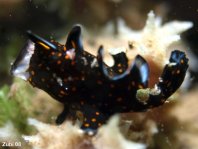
[[0, 1, 198, 148], [0, 0, 198, 87]]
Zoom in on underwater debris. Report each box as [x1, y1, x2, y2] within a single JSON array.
[[23, 115, 146, 149]]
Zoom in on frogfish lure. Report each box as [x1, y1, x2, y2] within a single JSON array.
[[11, 25, 189, 131]]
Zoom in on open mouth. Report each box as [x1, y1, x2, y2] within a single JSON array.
[[10, 40, 35, 80]]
